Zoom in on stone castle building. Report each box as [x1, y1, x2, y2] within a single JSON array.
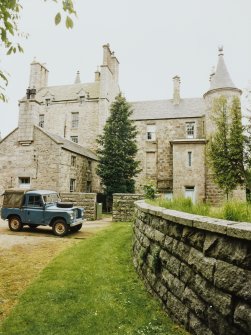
[[0, 44, 245, 203]]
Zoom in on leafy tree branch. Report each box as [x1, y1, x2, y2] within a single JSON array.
[[0, 0, 76, 101]]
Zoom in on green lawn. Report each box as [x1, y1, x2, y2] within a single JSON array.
[[0, 223, 188, 335]]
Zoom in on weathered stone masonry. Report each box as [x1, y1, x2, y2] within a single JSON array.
[[60, 192, 97, 220], [112, 193, 144, 222], [133, 200, 251, 335]]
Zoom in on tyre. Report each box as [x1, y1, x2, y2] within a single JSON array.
[[52, 220, 69, 237], [8, 216, 23, 232], [70, 223, 82, 232]]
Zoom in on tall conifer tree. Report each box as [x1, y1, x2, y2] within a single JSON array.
[[207, 96, 245, 199], [97, 93, 141, 198]]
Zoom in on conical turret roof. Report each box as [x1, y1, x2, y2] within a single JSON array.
[[209, 46, 236, 90]]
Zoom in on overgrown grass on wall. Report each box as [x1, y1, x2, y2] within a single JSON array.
[[147, 197, 251, 223]]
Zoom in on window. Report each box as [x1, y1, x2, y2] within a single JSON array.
[[70, 179, 76, 192], [71, 112, 79, 128], [28, 195, 43, 207], [45, 98, 50, 106], [88, 160, 92, 171], [71, 155, 76, 166], [185, 186, 195, 203], [146, 125, 156, 141], [186, 122, 195, 138], [188, 151, 192, 167], [19, 177, 30, 189], [71, 136, 78, 143], [39, 114, 44, 128], [165, 192, 173, 200], [80, 95, 85, 104]]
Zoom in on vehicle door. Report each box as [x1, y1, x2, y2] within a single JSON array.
[[23, 194, 45, 225]]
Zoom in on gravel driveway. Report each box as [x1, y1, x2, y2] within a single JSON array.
[[0, 217, 112, 250]]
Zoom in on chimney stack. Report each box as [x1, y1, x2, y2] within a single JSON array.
[[173, 75, 181, 105]]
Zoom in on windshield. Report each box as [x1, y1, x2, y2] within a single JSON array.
[[42, 193, 60, 204]]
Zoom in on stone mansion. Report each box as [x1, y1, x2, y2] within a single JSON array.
[[0, 44, 245, 203]]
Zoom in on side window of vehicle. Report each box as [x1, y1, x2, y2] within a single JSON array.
[[28, 195, 43, 207]]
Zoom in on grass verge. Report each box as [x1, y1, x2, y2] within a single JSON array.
[[147, 197, 251, 223], [0, 238, 76, 323], [0, 223, 188, 335]]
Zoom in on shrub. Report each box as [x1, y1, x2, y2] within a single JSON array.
[[143, 182, 156, 199]]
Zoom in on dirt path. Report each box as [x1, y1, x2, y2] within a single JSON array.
[[0, 216, 112, 322]]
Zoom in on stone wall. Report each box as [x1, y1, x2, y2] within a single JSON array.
[[112, 193, 144, 222], [133, 117, 205, 194], [133, 200, 251, 335], [60, 192, 97, 220]]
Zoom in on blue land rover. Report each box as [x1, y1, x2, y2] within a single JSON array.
[[1, 189, 84, 237]]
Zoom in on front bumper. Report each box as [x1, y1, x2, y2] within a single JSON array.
[[69, 218, 84, 227]]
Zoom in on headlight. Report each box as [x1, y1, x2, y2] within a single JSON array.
[[69, 212, 74, 220]]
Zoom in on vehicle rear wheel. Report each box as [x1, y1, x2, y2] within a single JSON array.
[[70, 223, 82, 232], [8, 216, 23, 232], [52, 220, 68, 237]]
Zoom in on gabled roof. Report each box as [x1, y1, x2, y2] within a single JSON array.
[[35, 82, 100, 102], [36, 126, 98, 160], [130, 98, 205, 120], [209, 47, 236, 90]]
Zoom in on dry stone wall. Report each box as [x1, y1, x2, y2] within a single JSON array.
[[133, 200, 251, 335], [60, 192, 97, 220], [112, 194, 144, 222]]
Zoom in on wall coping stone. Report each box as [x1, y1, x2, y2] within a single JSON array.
[[135, 201, 251, 241]]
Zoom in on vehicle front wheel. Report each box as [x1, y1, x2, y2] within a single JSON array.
[[8, 216, 23, 232], [70, 223, 82, 233], [52, 220, 69, 237]]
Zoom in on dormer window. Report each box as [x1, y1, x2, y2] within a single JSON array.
[[79, 95, 85, 104], [186, 122, 195, 139], [71, 136, 78, 143], [45, 98, 50, 106]]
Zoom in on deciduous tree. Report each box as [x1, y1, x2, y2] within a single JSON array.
[[207, 95, 245, 199], [0, 0, 76, 101]]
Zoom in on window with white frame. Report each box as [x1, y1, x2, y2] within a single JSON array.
[[165, 192, 173, 200], [71, 136, 78, 143], [71, 112, 79, 128], [19, 177, 30, 189], [185, 186, 195, 203], [146, 125, 156, 141], [70, 179, 76, 192], [39, 114, 44, 128], [186, 122, 195, 138]]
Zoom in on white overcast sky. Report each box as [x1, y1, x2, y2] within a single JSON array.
[[0, 0, 251, 137]]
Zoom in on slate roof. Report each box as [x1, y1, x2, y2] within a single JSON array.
[[130, 98, 205, 120], [35, 82, 100, 102], [209, 49, 236, 90], [36, 127, 98, 160]]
